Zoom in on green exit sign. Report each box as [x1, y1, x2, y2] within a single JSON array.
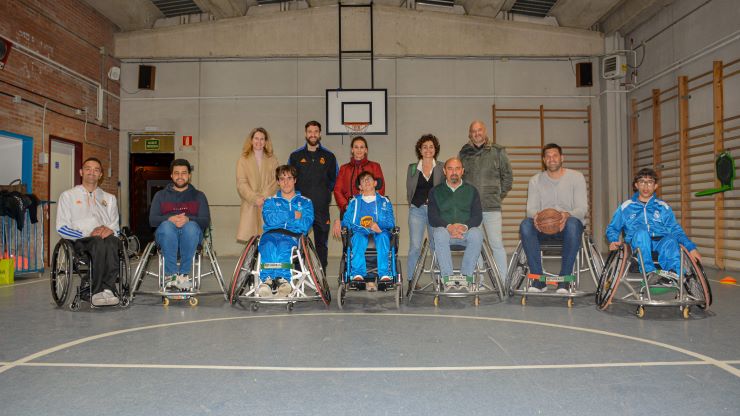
[[145, 139, 159, 150]]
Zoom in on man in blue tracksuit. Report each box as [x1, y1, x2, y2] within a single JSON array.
[[606, 168, 701, 284], [258, 165, 314, 297], [341, 171, 395, 292]]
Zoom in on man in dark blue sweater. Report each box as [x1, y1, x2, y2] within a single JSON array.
[[149, 159, 210, 289], [288, 120, 338, 271]]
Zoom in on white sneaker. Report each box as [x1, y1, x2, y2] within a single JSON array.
[[277, 282, 292, 297], [555, 288, 569, 295], [258, 283, 272, 297], [102, 289, 119, 305], [352, 275, 364, 282], [91, 291, 107, 306], [175, 274, 192, 290]]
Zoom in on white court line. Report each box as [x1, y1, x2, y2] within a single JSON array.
[[1, 313, 738, 378], [0, 278, 46, 288], [10, 360, 716, 372]]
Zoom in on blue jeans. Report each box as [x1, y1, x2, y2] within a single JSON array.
[[350, 231, 391, 278], [155, 221, 203, 276], [407, 204, 433, 281], [629, 229, 680, 274], [481, 211, 507, 278], [519, 217, 583, 277], [432, 226, 483, 277]]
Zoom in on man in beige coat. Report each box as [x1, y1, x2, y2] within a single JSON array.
[[236, 127, 279, 241]]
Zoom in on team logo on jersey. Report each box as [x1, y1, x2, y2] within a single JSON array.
[[75, 200, 82, 205], [319, 157, 325, 164], [653, 211, 661, 220], [101, 200, 108, 207], [300, 158, 307, 163], [629, 213, 637, 220]]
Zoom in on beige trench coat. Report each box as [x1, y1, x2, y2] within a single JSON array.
[[236, 154, 278, 241]]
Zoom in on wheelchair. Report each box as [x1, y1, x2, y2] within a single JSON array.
[[50, 235, 132, 311], [228, 231, 331, 311], [130, 228, 227, 306], [595, 243, 712, 318], [506, 233, 604, 308], [406, 236, 506, 306], [335, 226, 403, 309]]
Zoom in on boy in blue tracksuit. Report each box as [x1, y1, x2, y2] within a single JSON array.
[[258, 165, 314, 297], [341, 171, 395, 292], [606, 168, 701, 285]]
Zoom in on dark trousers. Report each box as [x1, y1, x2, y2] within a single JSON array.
[[74, 236, 119, 295], [311, 220, 330, 271]]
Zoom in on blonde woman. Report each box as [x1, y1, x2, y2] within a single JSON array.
[[236, 127, 279, 242]]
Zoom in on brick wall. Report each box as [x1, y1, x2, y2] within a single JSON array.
[[0, 0, 121, 264]]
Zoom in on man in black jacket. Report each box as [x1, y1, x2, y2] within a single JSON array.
[[288, 121, 338, 270]]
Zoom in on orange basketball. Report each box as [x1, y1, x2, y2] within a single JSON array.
[[535, 208, 563, 235], [360, 215, 373, 227]]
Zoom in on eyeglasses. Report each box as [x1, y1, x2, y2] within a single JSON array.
[[637, 179, 656, 186]]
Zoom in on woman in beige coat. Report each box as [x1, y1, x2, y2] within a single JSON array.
[[236, 127, 279, 242]]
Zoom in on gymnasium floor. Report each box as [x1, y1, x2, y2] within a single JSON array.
[[1, 255, 738, 416]]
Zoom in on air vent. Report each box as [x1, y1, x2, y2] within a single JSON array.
[[151, 0, 203, 18], [510, 0, 557, 18]]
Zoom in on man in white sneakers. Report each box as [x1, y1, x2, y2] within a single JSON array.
[[56, 157, 120, 306]]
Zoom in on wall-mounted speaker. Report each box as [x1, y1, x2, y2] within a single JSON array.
[[576, 62, 593, 87], [138, 65, 156, 90], [0, 37, 12, 70]]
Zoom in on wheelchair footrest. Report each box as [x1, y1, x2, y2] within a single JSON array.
[[527, 273, 575, 283]]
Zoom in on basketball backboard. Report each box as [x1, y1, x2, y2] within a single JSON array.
[[326, 89, 388, 135]]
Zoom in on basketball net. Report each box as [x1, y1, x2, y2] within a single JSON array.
[[343, 122, 369, 137]]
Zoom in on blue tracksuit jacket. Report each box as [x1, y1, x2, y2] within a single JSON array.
[[259, 191, 314, 280], [341, 193, 395, 279], [606, 192, 695, 273]]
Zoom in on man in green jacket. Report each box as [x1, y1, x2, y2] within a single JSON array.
[[459, 120, 513, 278], [428, 158, 484, 292]]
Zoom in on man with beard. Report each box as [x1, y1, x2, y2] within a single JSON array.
[[519, 143, 587, 293], [150, 159, 211, 290], [427, 157, 483, 292], [288, 120, 338, 271]]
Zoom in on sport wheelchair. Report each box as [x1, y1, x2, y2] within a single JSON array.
[[50, 235, 131, 311], [595, 244, 712, 318], [228, 231, 330, 311], [406, 237, 506, 306], [130, 228, 227, 306], [506, 233, 604, 307], [335, 226, 403, 309]]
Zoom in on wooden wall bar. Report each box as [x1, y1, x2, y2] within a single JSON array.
[[631, 58, 739, 270]]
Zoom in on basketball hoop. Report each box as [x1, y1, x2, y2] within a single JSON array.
[[343, 122, 369, 137]]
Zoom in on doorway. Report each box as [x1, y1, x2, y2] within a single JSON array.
[[49, 138, 81, 253], [129, 153, 174, 247]]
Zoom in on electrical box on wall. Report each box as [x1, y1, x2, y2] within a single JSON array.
[[602, 55, 627, 79]]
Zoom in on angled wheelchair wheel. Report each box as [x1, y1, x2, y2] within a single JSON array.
[[406, 238, 429, 301], [131, 241, 157, 296], [585, 235, 605, 286], [506, 242, 527, 296], [229, 235, 259, 305], [395, 256, 403, 309], [482, 243, 505, 300], [117, 239, 132, 306], [681, 246, 712, 310], [335, 283, 346, 310], [302, 237, 331, 306], [50, 240, 75, 308], [596, 245, 628, 310]]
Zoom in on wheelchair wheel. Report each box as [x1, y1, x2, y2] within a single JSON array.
[[596, 245, 628, 310], [585, 235, 605, 285], [335, 284, 346, 309], [131, 241, 156, 295], [301, 237, 331, 306], [681, 246, 712, 310], [406, 238, 429, 301], [229, 235, 258, 305], [117, 240, 132, 305], [482, 243, 506, 300], [50, 240, 75, 308], [506, 243, 527, 296]]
